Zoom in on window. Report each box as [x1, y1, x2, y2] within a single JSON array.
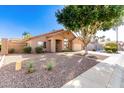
[[37, 41, 43, 46], [64, 38, 69, 49], [43, 42, 46, 48], [37, 41, 46, 48]]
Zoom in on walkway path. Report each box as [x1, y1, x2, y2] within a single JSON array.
[[62, 54, 124, 88], [0, 55, 1, 59], [0, 55, 5, 68], [0, 56, 1, 62]]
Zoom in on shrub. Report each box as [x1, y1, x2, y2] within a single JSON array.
[[92, 49, 96, 51], [26, 62, 35, 74], [104, 42, 118, 53], [23, 46, 32, 53], [0, 45, 1, 51], [8, 48, 15, 53], [45, 60, 56, 71], [35, 46, 43, 53], [46, 62, 53, 71]]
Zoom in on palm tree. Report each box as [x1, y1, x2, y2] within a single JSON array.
[[22, 32, 32, 39]]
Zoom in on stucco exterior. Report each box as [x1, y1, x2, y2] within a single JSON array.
[[26, 30, 76, 53], [8, 39, 26, 53], [72, 38, 84, 51], [1, 29, 84, 54], [1, 38, 8, 55]]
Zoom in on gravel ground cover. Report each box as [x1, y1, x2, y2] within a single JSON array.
[[0, 53, 100, 88]]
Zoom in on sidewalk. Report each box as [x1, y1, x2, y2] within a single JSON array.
[[0, 55, 5, 68], [62, 54, 124, 88]]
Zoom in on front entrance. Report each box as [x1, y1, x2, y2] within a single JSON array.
[[47, 40, 51, 52], [56, 40, 62, 52]]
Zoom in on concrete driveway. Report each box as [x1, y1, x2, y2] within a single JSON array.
[[62, 54, 124, 88]]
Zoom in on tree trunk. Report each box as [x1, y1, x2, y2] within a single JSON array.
[[83, 45, 88, 56]]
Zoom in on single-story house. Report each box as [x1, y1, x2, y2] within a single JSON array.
[[0, 29, 84, 54]]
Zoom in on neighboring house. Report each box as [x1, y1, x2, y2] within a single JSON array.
[[87, 39, 103, 51], [0, 29, 84, 54]]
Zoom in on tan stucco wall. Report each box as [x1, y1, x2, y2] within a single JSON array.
[[47, 31, 75, 51], [72, 38, 84, 51], [0, 31, 78, 54], [8, 40, 26, 53], [1, 39, 27, 54], [1, 31, 84, 54], [26, 36, 47, 53], [1, 38, 8, 55], [47, 34, 64, 52], [26, 31, 75, 53]]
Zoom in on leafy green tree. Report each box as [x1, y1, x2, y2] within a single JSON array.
[[56, 5, 124, 55], [22, 32, 32, 39]]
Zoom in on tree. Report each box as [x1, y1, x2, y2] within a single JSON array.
[[22, 32, 32, 39], [55, 5, 124, 55]]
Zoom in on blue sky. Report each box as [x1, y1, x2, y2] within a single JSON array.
[[0, 5, 64, 38], [0, 5, 124, 41]]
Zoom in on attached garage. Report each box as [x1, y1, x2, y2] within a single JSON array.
[[72, 38, 84, 51]]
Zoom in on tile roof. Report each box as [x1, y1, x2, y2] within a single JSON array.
[[26, 29, 65, 41]]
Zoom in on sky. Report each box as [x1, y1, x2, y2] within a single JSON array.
[[0, 5, 124, 41], [96, 25, 124, 41], [0, 5, 64, 39]]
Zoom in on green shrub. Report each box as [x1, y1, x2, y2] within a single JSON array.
[[8, 48, 15, 53], [45, 60, 55, 71], [0, 45, 1, 51], [26, 62, 35, 74], [46, 62, 53, 71], [35, 46, 43, 53], [92, 49, 96, 51], [104, 42, 117, 53], [44, 59, 56, 71], [23, 46, 32, 53]]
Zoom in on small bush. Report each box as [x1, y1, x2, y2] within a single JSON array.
[[35, 46, 43, 53], [46, 62, 53, 71], [23, 46, 32, 53], [44, 59, 56, 71], [92, 49, 96, 51], [104, 42, 117, 53], [26, 62, 35, 74], [0, 45, 1, 51], [8, 48, 15, 53]]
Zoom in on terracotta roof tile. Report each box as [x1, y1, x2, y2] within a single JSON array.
[[26, 29, 65, 41]]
